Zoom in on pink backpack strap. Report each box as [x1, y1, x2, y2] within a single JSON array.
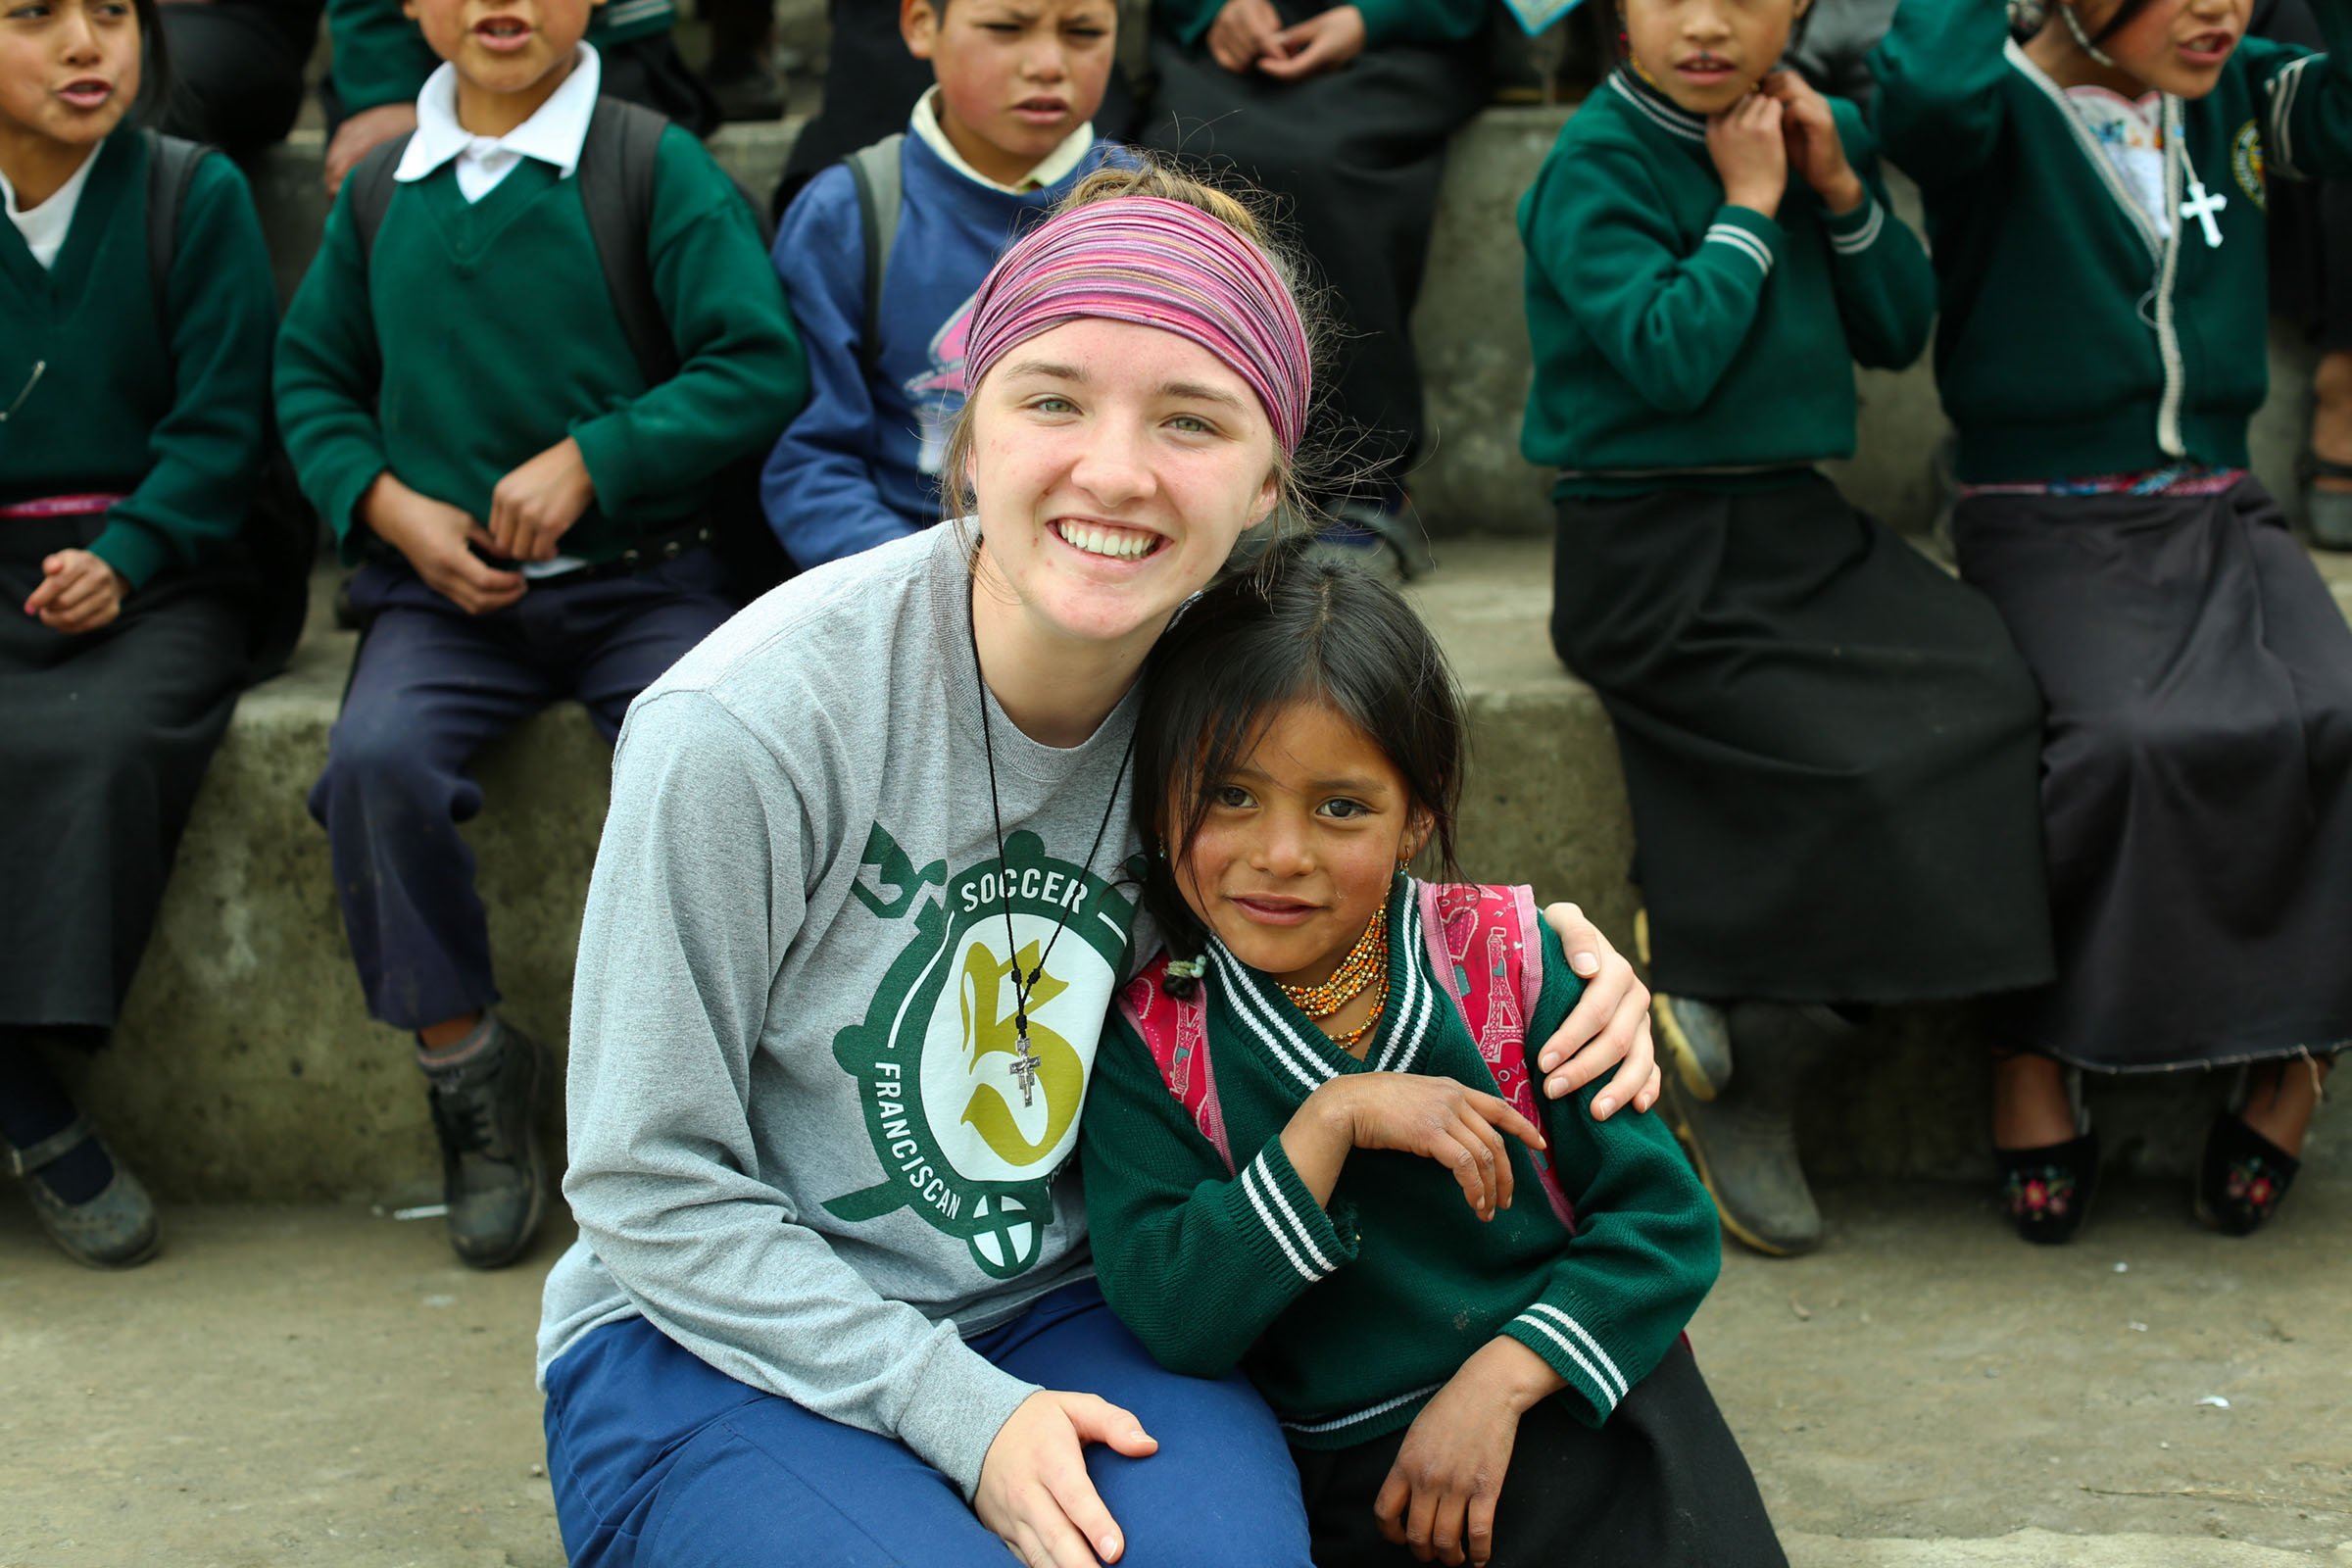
[[1117, 955, 1234, 1174], [1416, 882, 1577, 1232]]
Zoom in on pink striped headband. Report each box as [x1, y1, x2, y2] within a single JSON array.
[[963, 195, 1312, 457]]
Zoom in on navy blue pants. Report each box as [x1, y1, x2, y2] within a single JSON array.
[[309, 553, 733, 1030], [543, 1281, 1314, 1568]]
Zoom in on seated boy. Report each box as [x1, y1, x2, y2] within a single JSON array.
[[762, 0, 1127, 568], [275, 10, 808, 1269], [321, 0, 719, 197]]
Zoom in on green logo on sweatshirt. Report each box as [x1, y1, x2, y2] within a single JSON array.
[[824, 825, 1135, 1280]]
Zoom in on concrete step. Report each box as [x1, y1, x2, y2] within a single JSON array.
[[6, 1183, 2346, 1564], [75, 539, 2352, 1200]]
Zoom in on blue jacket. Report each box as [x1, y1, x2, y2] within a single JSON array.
[[762, 131, 1129, 567]]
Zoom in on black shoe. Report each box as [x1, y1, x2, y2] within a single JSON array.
[[421, 1020, 549, 1269], [1636, 912, 1732, 1101], [2196, 1114, 2300, 1237], [5, 1116, 159, 1269], [1995, 1131, 2099, 1245]]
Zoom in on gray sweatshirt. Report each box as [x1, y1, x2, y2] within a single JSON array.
[[537, 523, 1145, 1496]]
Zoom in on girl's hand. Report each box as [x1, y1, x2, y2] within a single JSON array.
[[23, 550, 126, 635], [1207, 0, 1285, 73], [975, 1390, 1159, 1568], [1706, 92, 1789, 219], [1374, 1340, 1561, 1565], [1760, 71, 1866, 214], [1301, 1074, 1545, 1221], [1532, 903, 1660, 1118], [1259, 5, 1368, 78], [487, 437, 596, 563], [362, 472, 527, 615]]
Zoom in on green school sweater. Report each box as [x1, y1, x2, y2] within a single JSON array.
[[1079, 879, 1720, 1446], [0, 129, 275, 589], [1872, 0, 2352, 482], [1154, 0, 1487, 51], [326, 0, 679, 118], [274, 126, 808, 567], [1519, 71, 1936, 494]]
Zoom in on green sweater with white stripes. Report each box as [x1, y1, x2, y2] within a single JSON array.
[[1519, 70, 1935, 493], [1078, 880, 1720, 1448], [1871, 0, 2352, 481]]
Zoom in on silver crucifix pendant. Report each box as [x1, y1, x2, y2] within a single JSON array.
[[1009, 1024, 1043, 1108]]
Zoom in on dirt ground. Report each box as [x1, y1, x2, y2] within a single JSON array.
[[3, 1178, 2348, 1567]]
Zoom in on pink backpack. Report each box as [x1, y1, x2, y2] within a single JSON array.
[[1116, 882, 1577, 1232]]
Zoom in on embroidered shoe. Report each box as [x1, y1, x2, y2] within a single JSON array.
[[421, 1018, 550, 1270], [1994, 1131, 2099, 1246], [2196, 1114, 2301, 1237], [5, 1116, 159, 1269]]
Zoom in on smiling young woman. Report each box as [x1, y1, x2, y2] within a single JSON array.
[[535, 161, 1664, 1568]]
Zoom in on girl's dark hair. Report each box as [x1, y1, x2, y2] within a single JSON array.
[[1132, 541, 1468, 996], [133, 0, 176, 127]]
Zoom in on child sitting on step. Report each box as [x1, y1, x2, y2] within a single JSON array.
[[0, 0, 280, 1268], [1520, 0, 2058, 1257], [1873, 0, 2352, 1241], [762, 0, 1129, 568], [1080, 550, 1783, 1568], [275, 0, 807, 1271]]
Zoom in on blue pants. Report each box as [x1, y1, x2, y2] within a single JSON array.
[[542, 1281, 1314, 1568], [309, 553, 733, 1029]]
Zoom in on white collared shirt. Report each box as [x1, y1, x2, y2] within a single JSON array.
[[396, 43, 603, 205], [1, 149, 100, 270], [909, 86, 1096, 195]]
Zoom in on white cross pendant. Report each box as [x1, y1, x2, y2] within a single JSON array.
[[2181, 177, 2228, 248]]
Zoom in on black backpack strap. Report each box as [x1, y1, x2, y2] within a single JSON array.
[[576, 96, 679, 387], [844, 133, 906, 381], [345, 132, 414, 266], [142, 130, 212, 329]]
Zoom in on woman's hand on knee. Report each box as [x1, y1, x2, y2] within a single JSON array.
[[976, 1390, 1158, 1567], [1533, 903, 1661, 1118]]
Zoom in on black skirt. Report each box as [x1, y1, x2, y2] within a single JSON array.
[[1952, 479, 2352, 1070], [1552, 476, 2056, 1004], [1138, 16, 1491, 492], [0, 519, 247, 1031], [1293, 1338, 1787, 1568]]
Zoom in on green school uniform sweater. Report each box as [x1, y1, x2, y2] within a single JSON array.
[[0, 130, 275, 588], [274, 126, 808, 568], [1519, 71, 1936, 494], [1154, 0, 1487, 50], [326, 0, 679, 118], [1872, 0, 2352, 482], [1079, 879, 1720, 1446]]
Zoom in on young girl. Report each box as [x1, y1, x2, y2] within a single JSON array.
[[1874, 0, 2352, 1240], [1518, 0, 2056, 1256], [0, 0, 279, 1265], [1081, 552, 1783, 1568]]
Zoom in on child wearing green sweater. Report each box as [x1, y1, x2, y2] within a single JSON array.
[[1082, 553, 1782, 1568], [1872, 0, 2352, 1242], [0, 2, 279, 1268], [1518, 0, 2054, 1258], [275, 0, 808, 1271]]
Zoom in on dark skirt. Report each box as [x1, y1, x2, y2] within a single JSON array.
[[1139, 17, 1491, 494], [1552, 476, 2056, 1004], [1952, 479, 2352, 1070], [0, 519, 247, 1030], [1292, 1338, 1786, 1568]]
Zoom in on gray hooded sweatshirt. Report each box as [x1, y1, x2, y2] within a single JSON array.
[[538, 523, 1145, 1497]]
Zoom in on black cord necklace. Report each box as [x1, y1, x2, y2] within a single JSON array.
[[967, 580, 1138, 1107]]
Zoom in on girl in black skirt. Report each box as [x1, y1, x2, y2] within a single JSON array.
[[1876, 0, 2352, 1239], [0, 3, 279, 1266]]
